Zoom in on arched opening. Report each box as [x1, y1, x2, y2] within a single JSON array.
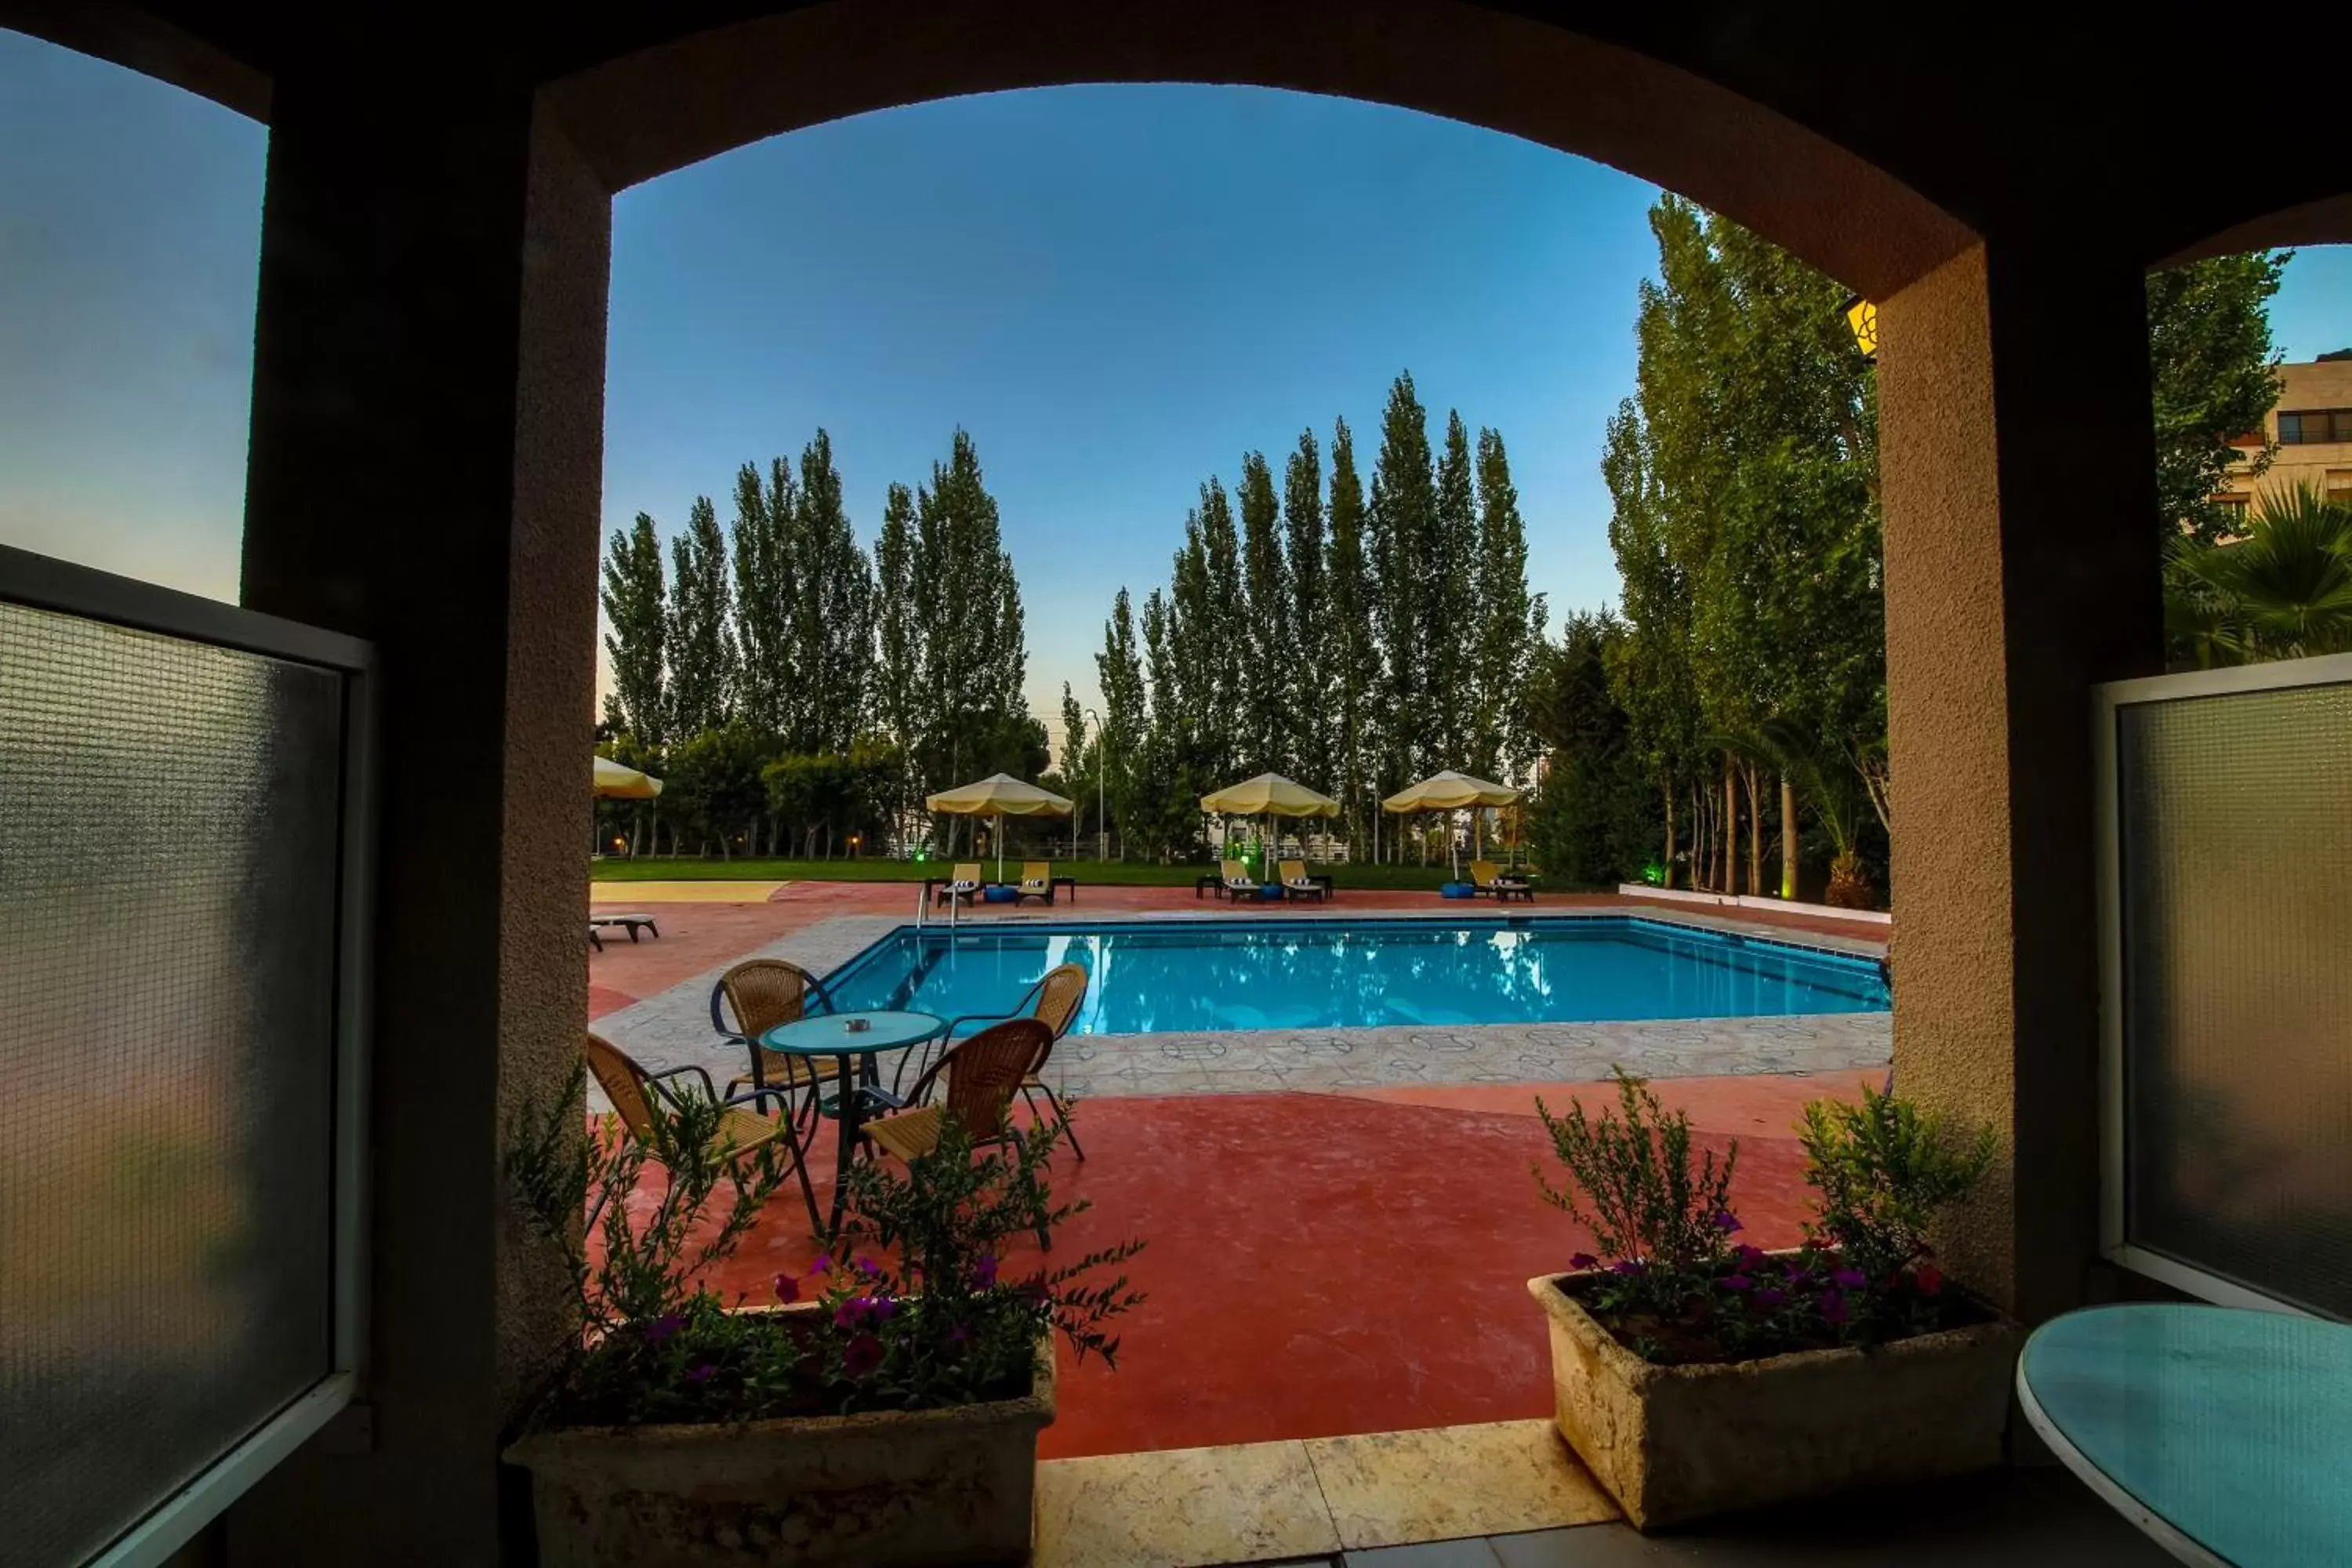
[[24, 2, 2343, 1560]]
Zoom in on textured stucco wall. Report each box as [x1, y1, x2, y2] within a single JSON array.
[[228, 78, 604, 1568], [1879, 247, 2020, 1302], [1881, 243, 2164, 1321], [494, 104, 610, 1431]]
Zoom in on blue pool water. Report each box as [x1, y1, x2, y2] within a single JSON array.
[[822, 917, 1888, 1035]]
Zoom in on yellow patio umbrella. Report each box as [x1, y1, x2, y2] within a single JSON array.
[[1200, 773, 1341, 884], [593, 755, 663, 799], [926, 773, 1073, 882], [1382, 771, 1520, 878]]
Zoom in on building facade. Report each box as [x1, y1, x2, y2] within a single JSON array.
[[2222, 356, 2352, 517]]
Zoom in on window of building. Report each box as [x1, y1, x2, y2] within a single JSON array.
[[2278, 408, 2352, 445], [2213, 492, 2252, 515]]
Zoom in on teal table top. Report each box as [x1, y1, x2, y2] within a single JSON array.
[[760, 1010, 942, 1057], [2018, 1304, 2352, 1566]]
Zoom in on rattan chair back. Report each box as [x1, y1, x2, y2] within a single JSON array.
[[936, 1018, 1051, 1138], [584, 1033, 659, 1143], [1030, 962, 1090, 1041]]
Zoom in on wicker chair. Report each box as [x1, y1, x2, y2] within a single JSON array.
[[931, 962, 1090, 1159], [583, 1031, 821, 1232], [862, 1018, 1051, 1162], [710, 959, 841, 1126]]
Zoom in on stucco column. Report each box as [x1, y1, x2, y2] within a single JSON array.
[[227, 76, 609, 1565], [1878, 242, 2162, 1324]]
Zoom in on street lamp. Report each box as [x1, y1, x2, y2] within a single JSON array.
[[1842, 293, 1878, 361]]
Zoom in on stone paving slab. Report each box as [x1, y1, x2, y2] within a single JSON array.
[[590, 909, 1890, 1108]]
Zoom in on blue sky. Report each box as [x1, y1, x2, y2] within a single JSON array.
[[7, 29, 2352, 738]]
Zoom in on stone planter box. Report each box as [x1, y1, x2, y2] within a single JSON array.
[[506, 1313, 1055, 1567], [1529, 1271, 2020, 1530]]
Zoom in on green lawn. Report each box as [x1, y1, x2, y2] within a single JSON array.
[[587, 856, 1559, 891]]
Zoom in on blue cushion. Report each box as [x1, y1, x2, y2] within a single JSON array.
[[1441, 882, 1474, 898], [982, 885, 1017, 903]]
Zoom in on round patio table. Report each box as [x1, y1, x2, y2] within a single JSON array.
[[760, 1009, 943, 1238], [2016, 1303, 2352, 1566]]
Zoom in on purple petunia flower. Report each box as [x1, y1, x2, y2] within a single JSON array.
[[1754, 1286, 1788, 1308], [773, 1272, 800, 1304], [870, 1295, 898, 1321], [972, 1252, 1000, 1287], [1819, 1290, 1850, 1325], [1610, 1258, 1645, 1276], [1719, 1273, 1754, 1292], [834, 1298, 872, 1330], [1570, 1251, 1599, 1271], [855, 1255, 880, 1277], [643, 1313, 684, 1345], [1733, 1243, 1767, 1266], [1712, 1210, 1744, 1233], [685, 1363, 716, 1383], [809, 1254, 832, 1276], [843, 1334, 884, 1378], [1831, 1266, 1868, 1291]]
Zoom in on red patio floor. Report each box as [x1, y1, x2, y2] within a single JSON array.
[[684, 1069, 1880, 1459]]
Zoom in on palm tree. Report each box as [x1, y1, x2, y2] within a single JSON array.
[[1730, 717, 1876, 909], [2166, 485, 2352, 667]]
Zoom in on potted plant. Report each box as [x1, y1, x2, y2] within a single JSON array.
[[502, 1073, 1144, 1566], [1526, 1070, 2016, 1530]]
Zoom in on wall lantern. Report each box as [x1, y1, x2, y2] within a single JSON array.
[[1843, 294, 1878, 361]]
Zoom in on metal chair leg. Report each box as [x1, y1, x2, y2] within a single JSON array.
[[1040, 1081, 1083, 1160]]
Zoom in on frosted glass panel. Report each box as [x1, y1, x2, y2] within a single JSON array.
[[0, 601, 345, 1566], [2118, 678, 2352, 1318]]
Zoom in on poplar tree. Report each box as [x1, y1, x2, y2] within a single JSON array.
[[1473, 426, 1541, 779], [1237, 450, 1288, 773], [792, 429, 876, 754], [1431, 408, 1479, 766], [729, 458, 795, 739], [666, 495, 735, 737], [1283, 429, 1332, 793], [910, 430, 1029, 808], [1370, 372, 1436, 786], [1325, 417, 1376, 841], [600, 510, 669, 745], [1094, 586, 1147, 853], [871, 481, 920, 833]]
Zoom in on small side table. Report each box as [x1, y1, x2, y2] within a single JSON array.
[[760, 1009, 944, 1237], [2017, 1303, 2352, 1566]]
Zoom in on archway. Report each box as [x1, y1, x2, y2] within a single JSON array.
[[20, 2, 2314, 1559]]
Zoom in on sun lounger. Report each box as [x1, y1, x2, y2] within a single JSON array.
[[934, 862, 985, 906], [1014, 861, 1057, 905], [1278, 859, 1325, 902], [1468, 860, 1536, 902], [589, 912, 660, 942], [1220, 857, 1261, 902]]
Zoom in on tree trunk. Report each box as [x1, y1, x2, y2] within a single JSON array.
[[1744, 762, 1762, 898], [1780, 774, 1798, 900], [1721, 757, 1736, 894], [1662, 784, 1677, 888], [1690, 780, 1708, 891]]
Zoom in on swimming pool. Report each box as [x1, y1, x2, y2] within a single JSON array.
[[822, 916, 1887, 1035]]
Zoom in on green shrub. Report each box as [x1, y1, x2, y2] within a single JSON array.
[[1798, 1079, 1998, 1288]]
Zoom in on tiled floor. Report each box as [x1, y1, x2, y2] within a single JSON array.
[[1034, 1421, 1617, 1567], [1323, 1466, 2175, 1566], [1033, 1428, 2174, 1568]]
